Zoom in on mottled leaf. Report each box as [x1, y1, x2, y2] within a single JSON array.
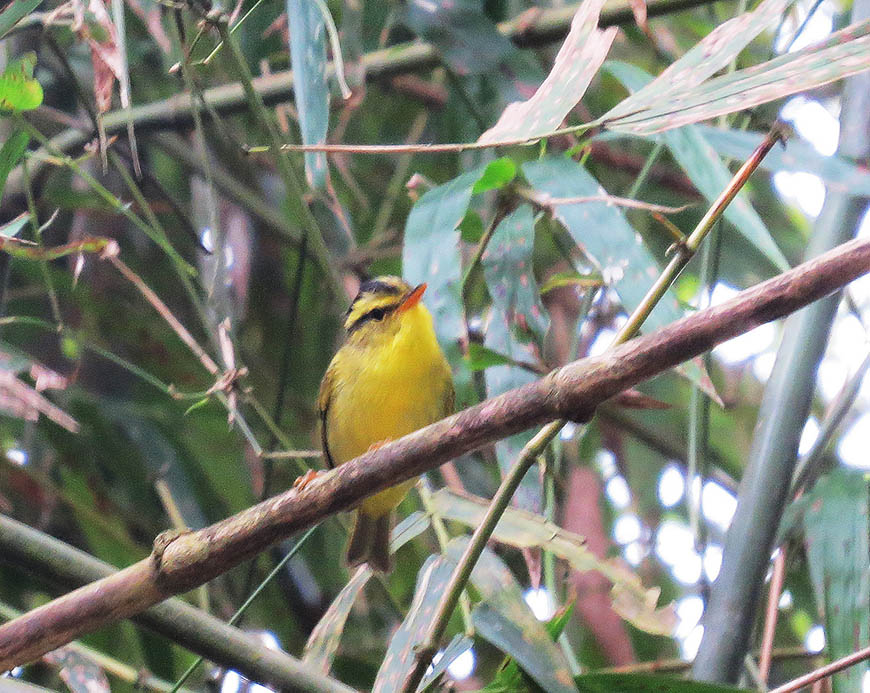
[[803, 468, 870, 693], [455, 539, 577, 693], [0, 52, 43, 111], [0, 130, 29, 202], [403, 164, 489, 407], [696, 124, 870, 197], [304, 512, 430, 674], [373, 553, 456, 693], [604, 0, 797, 123], [74, 0, 123, 114], [43, 647, 111, 693], [482, 604, 576, 692], [573, 674, 752, 692], [522, 156, 717, 399], [433, 489, 676, 635], [605, 20, 870, 134], [287, 0, 329, 189], [606, 61, 789, 273], [0, 0, 42, 40], [482, 205, 548, 514], [478, 0, 616, 144]]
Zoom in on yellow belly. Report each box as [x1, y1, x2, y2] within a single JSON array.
[[324, 307, 452, 517]]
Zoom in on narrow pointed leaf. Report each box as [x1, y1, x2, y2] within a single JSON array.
[[604, 0, 797, 122], [418, 634, 473, 691], [0, 0, 42, 39], [607, 20, 870, 134], [482, 205, 549, 514], [303, 512, 430, 674], [697, 123, 870, 196], [478, 0, 616, 144], [606, 61, 789, 272], [433, 489, 676, 635], [0, 130, 29, 202]]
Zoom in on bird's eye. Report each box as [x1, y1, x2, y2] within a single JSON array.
[[369, 307, 387, 321]]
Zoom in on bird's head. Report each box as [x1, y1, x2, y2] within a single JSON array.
[[343, 276, 429, 345]]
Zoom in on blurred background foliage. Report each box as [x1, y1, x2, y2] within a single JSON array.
[[1, 0, 870, 690]]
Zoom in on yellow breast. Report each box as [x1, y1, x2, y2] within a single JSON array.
[[323, 303, 452, 516]]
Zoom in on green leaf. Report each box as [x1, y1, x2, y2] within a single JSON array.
[[573, 673, 752, 692], [696, 124, 870, 197], [604, 19, 870, 135], [803, 468, 870, 693], [466, 343, 515, 371], [0, 52, 43, 111], [433, 489, 676, 635], [523, 157, 679, 332], [481, 204, 549, 514], [403, 163, 490, 407], [478, 1, 616, 145], [418, 634, 473, 691], [460, 211, 485, 243], [606, 61, 789, 273], [483, 604, 576, 692], [286, 0, 329, 189], [0, 0, 42, 40], [0, 214, 29, 239], [303, 512, 430, 674], [0, 130, 29, 201], [522, 156, 718, 399], [472, 157, 517, 194], [451, 539, 577, 693], [372, 553, 456, 692]]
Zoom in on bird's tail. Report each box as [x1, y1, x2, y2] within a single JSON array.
[[346, 511, 392, 573]]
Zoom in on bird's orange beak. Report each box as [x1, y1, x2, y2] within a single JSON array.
[[397, 283, 427, 313]]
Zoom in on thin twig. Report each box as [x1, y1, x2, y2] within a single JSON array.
[[758, 548, 787, 683], [770, 645, 870, 693]]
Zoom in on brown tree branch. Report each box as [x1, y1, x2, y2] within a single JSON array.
[[2, 236, 870, 670]]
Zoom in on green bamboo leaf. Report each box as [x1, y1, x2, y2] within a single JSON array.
[[455, 540, 577, 693], [0, 0, 42, 39], [604, 0, 796, 123], [482, 205, 549, 514], [696, 124, 870, 196], [0, 130, 29, 201], [478, 0, 616, 145], [465, 343, 515, 371], [0, 214, 29, 239], [481, 604, 575, 692], [803, 468, 870, 693], [403, 164, 492, 408], [303, 512, 430, 674], [372, 553, 456, 693], [418, 634, 474, 691], [606, 20, 870, 135], [606, 61, 789, 273], [286, 0, 329, 189], [433, 489, 676, 635], [0, 52, 43, 111], [472, 157, 517, 194], [522, 156, 718, 400], [573, 673, 752, 692]]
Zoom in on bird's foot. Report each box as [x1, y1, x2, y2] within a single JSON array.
[[293, 469, 324, 491]]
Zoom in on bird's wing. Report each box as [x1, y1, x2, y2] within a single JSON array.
[[317, 362, 337, 469]]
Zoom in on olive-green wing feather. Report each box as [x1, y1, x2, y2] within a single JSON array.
[[317, 362, 337, 469]]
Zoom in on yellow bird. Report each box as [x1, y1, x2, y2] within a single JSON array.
[[317, 276, 454, 572]]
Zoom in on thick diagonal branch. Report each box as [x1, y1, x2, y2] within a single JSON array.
[[2, 236, 870, 669]]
